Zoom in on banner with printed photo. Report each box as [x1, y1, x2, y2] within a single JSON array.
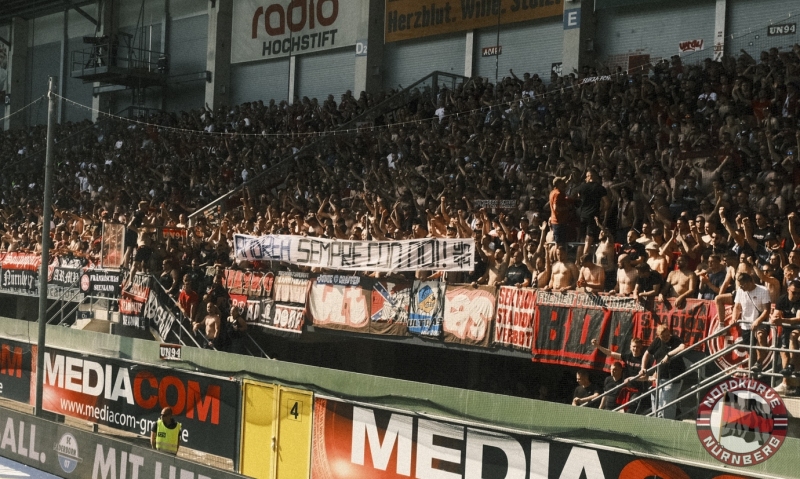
[[234, 234, 475, 273], [370, 280, 411, 336], [442, 284, 495, 347], [231, 0, 361, 63], [37, 347, 239, 459], [273, 271, 312, 304], [309, 274, 371, 333], [385, 0, 562, 43], [408, 281, 445, 337], [493, 286, 536, 350]]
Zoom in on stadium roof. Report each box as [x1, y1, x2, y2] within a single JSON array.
[[1, 1, 96, 27]]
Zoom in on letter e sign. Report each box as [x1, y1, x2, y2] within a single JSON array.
[[564, 9, 581, 30]]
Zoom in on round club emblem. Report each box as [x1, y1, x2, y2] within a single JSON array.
[[55, 432, 81, 473], [80, 274, 90, 292], [696, 378, 787, 466]]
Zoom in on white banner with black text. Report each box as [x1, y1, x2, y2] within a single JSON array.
[[234, 234, 475, 272]]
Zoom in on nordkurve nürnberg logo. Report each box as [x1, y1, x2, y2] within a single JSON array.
[[696, 378, 787, 466]]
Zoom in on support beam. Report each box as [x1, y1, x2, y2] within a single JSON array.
[[4, 17, 29, 131], [63, 0, 98, 25], [464, 31, 474, 78], [353, 0, 385, 96], [91, 0, 119, 122], [0, 35, 10, 48], [205, 0, 232, 110], [561, 0, 597, 79], [59, 8, 68, 123]]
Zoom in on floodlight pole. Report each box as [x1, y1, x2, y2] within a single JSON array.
[[35, 76, 57, 417]]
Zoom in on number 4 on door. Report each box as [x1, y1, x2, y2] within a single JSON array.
[[288, 400, 301, 420]]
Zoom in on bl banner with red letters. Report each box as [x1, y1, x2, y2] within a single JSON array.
[[633, 298, 713, 349], [309, 397, 755, 479], [37, 347, 239, 459], [532, 293, 641, 369]]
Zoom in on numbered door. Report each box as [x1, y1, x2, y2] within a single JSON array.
[[276, 387, 313, 479], [240, 381, 277, 479]]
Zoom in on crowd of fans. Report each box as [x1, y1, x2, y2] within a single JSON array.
[[2, 43, 800, 405]]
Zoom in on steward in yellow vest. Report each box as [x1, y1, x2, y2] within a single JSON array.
[[150, 407, 182, 454]]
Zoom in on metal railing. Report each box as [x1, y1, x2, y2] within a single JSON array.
[[46, 287, 84, 326], [70, 43, 163, 76], [584, 320, 795, 418]]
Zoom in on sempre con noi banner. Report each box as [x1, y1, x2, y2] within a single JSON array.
[[234, 234, 475, 272]]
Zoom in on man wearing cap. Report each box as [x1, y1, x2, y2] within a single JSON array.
[[151, 407, 182, 454], [645, 242, 669, 278]]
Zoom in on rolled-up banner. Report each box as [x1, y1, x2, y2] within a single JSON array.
[[234, 234, 475, 272]]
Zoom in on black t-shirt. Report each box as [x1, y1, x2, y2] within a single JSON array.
[[774, 294, 800, 321], [647, 336, 685, 380], [621, 351, 650, 391], [698, 269, 726, 300], [602, 376, 626, 410], [505, 263, 532, 286], [636, 272, 663, 294], [621, 242, 646, 262], [575, 182, 608, 221], [573, 383, 600, 407]]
